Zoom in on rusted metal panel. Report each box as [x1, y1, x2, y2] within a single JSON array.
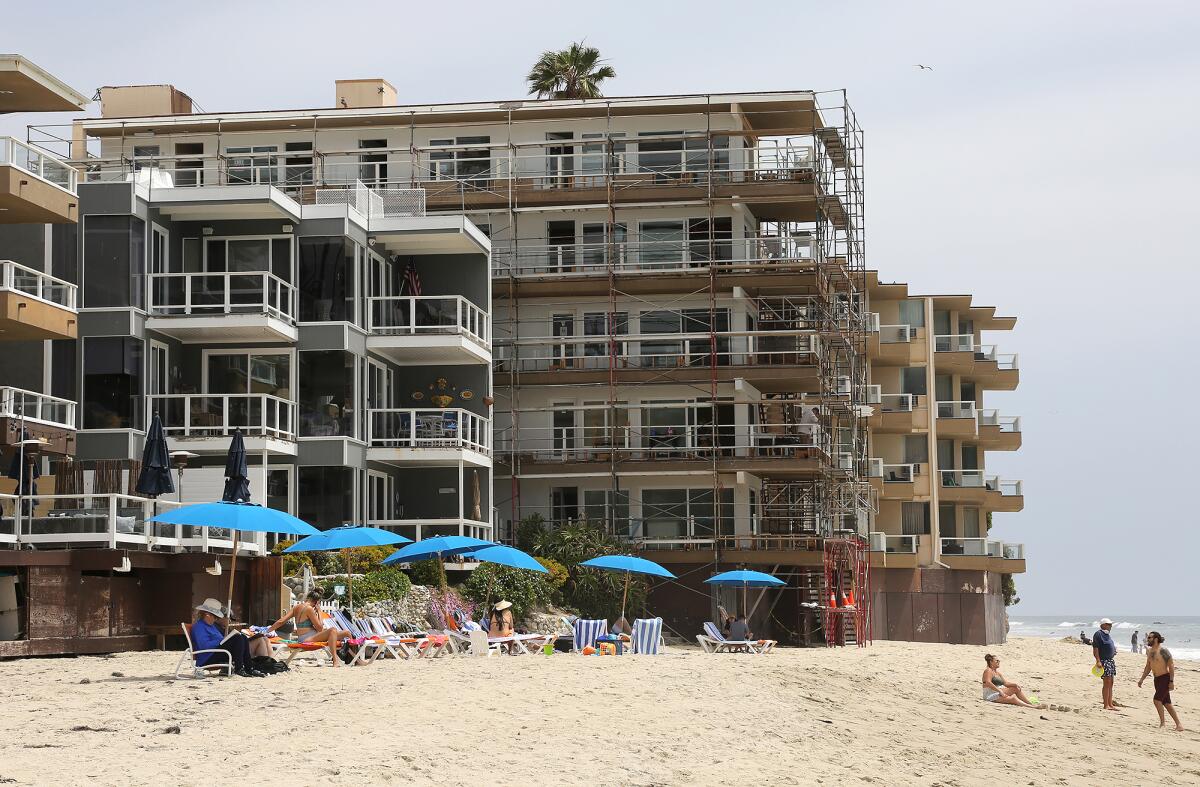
[[884, 591, 913, 641], [77, 576, 111, 638], [26, 566, 75, 639], [0, 635, 151, 658], [910, 593, 940, 643], [960, 593, 987, 644], [938, 593, 963, 645], [110, 576, 144, 636]]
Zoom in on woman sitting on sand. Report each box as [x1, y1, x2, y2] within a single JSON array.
[[268, 590, 351, 667], [982, 654, 1038, 708]]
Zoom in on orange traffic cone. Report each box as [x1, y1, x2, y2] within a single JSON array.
[[845, 589, 856, 608], [829, 592, 838, 608]]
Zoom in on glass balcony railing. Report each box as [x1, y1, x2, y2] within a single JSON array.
[[880, 324, 917, 344], [1, 137, 77, 193], [868, 460, 917, 483], [869, 532, 917, 553], [0, 260, 77, 310], [978, 410, 1021, 432], [936, 400, 976, 419], [879, 393, 914, 413], [934, 333, 974, 352], [0, 387, 76, 429]]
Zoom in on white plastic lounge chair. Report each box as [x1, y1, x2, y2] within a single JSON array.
[[697, 621, 777, 654], [175, 623, 234, 678], [573, 618, 607, 652], [468, 629, 499, 657], [630, 617, 665, 655]]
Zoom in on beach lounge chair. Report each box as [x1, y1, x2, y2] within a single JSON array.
[[175, 623, 234, 678], [697, 621, 777, 654], [573, 618, 607, 652], [630, 617, 665, 655]]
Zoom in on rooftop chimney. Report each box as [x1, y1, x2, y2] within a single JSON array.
[[99, 85, 193, 118], [335, 79, 397, 109]]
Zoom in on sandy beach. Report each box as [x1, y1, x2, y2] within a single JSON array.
[[0, 636, 1197, 786]]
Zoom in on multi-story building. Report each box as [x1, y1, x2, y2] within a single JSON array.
[[5, 71, 1025, 647]]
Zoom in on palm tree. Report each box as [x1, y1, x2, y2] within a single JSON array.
[[526, 42, 616, 100]]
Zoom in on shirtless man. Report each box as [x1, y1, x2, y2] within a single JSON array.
[[1137, 631, 1184, 731]]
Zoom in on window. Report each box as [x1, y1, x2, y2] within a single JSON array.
[[638, 131, 683, 176], [901, 502, 930, 536], [933, 310, 952, 336], [903, 434, 928, 464], [583, 312, 628, 360], [897, 299, 925, 327], [298, 237, 354, 322], [83, 337, 142, 429], [581, 132, 625, 184], [226, 145, 277, 184], [939, 503, 958, 538], [550, 487, 579, 524], [298, 351, 357, 438], [83, 215, 145, 309], [553, 405, 575, 453], [552, 314, 575, 366], [583, 489, 630, 534], [936, 438, 955, 470], [205, 236, 292, 280], [900, 366, 927, 396], [174, 142, 204, 187], [148, 341, 169, 396], [358, 139, 387, 185], [132, 145, 160, 171], [285, 141, 314, 185], [639, 220, 685, 267], [963, 507, 981, 538], [368, 471, 395, 522], [583, 402, 629, 448], [428, 136, 491, 181], [640, 488, 734, 539], [687, 217, 733, 262], [298, 467, 355, 530]]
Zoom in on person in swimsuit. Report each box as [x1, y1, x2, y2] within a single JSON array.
[[981, 654, 1037, 708], [1137, 631, 1184, 731], [268, 590, 351, 667]]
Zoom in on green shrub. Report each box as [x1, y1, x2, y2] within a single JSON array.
[[535, 557, 569, 602], [529, 519, 648, 619], [514, 513, 547, 552], [405, 558, 444, 587], [462, 562, 555, 620], [321, 568, 412, 605]]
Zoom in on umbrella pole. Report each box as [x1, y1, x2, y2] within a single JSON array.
[[345, 550, 353, 618], [225, 531, 239, 634], [621, 573, 629, 620]]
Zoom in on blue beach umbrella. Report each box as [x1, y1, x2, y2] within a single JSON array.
[[581, 555, 677, 621], [382, 535, 494, 565], [151, 501, 320, 626], [284, 525, 411, 614], [705, 569, 785, 618], [464, 544, 549, 609]]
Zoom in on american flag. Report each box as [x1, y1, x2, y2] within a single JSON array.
[[402, 258, 422, 297]]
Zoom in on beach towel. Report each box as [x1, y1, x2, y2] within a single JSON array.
[[573, 619, 607, 652]]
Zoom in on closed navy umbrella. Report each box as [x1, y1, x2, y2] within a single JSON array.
[[134, 414, 175, 497], [5, 430, 40, 495], [221, 430, 250, 503]]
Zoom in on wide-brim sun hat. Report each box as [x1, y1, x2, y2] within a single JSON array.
[[196, 598, 226, 617], [494, 600, 513, 611]]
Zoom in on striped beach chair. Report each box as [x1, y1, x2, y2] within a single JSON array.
[[630, 617, 665, 655], [697, 621, 777, 654], [573, 618, 607, 652]]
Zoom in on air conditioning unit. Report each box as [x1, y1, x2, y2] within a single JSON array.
[[859, 384, 881, 404], [869, 531, 885, 552], [868, 457, 883, 477], [835, 376, 852, 396]]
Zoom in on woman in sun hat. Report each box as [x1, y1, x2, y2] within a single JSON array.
[[487, 600, 515, 638], [192, 598, 267, 678]]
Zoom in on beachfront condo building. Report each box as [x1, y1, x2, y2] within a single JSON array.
[[0, 66, 1024, 648]]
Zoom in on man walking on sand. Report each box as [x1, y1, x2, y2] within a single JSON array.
[[1093, 618, 1118, 710], [1138, 631, 1184, 731]]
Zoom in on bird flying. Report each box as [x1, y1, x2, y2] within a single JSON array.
[[914, 64, 934, 71]]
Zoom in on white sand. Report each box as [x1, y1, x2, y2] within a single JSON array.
[[0, 636, 1197, 786]]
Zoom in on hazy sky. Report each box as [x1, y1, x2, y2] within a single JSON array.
[[7, 1, 1199, 615]]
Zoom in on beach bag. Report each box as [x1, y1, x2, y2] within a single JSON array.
[[253, 656, 286, 674]]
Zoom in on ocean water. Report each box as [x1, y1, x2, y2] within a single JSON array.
[[1008, 615, 1200, 661]]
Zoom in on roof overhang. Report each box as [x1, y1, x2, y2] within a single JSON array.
[[369, 215, 491, 256], [0, 54, 89, 113], [140, 184, 302, 222]]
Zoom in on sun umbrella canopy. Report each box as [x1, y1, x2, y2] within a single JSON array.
[[465, 545, 548, 573], [283, 525, 412, 552], [382, 535, 494, 565], [580, 555, 676, 579], [135, 414, 175, 497], [705, 569, 786, 587], [221, 431, 250, 503], [149, 501, 319, 536]]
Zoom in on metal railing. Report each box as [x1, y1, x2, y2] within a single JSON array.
[[367, 295, 489, 345], [367, 518, 492, 543], [0, 260, 78, 310], [314, 181, 426, 217], [367, 408, 490, 455], [492, 235, 815, 277], [934, 333, 974, 352], [148, 271, 295, 323], [940, 538, 1001, 557], [495, 331, 820, 372], [1, 137, 77, 193], [0, 387, 76, 429], [868, 461, 917, 483], [936, 400, 976, 419], [149, 394, 297, 441], [999, 480, 1023, 497]]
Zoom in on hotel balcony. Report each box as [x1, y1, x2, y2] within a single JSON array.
[[491, 235, 818, 297], [867, 532, 920, 568], [494, 331, 820, 392], [939, 537, 1026, 572], [0, 137, 78, 223], [1, 387, 76, 455], [934, 334, 1019, 389], [0, 493, 260, 554], [366, 295, 490, 365], [148, 393, 298, 456], [0, 260, 77, 341], [977, 410, 1022, 451], [865, 391, 926, 432], [867, 459, 926, 500], [935, 400, 978, 438], [145, 271, 297, 343], [496, 415, 832, 479], [868, 320, 920, 365], [365, 408, 491, 467], [938, 471, 1024, 513]]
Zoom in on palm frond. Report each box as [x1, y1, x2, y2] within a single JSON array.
[[525, 41, 616, 99]]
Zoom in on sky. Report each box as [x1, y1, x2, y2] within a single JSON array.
[[6, 0, 1199, 615]]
